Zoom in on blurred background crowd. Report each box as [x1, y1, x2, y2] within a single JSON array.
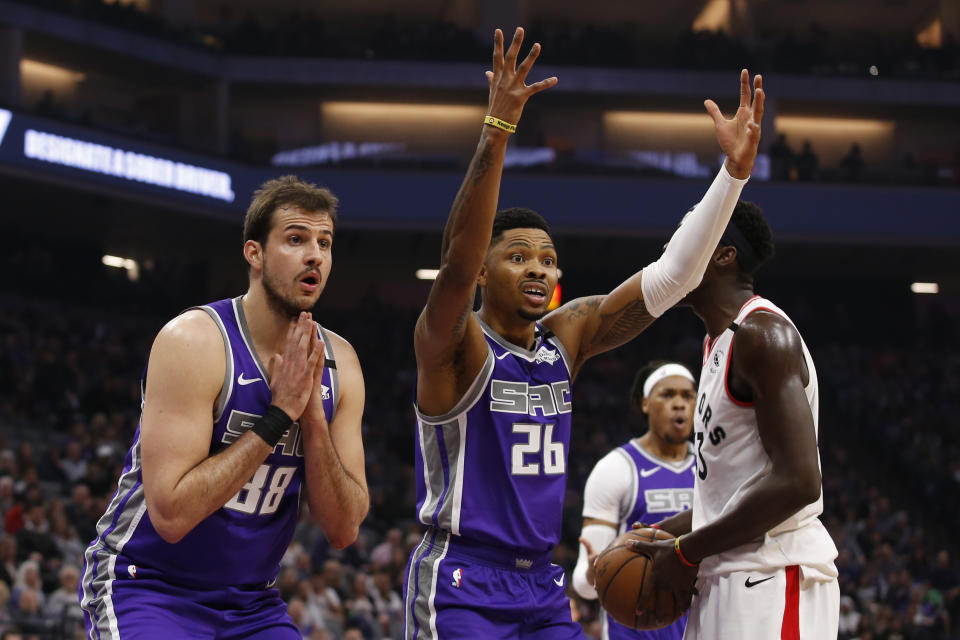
[[0, 236, 957, 639]]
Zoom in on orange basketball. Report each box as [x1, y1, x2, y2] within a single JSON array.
[[594, 527, 684, 630]]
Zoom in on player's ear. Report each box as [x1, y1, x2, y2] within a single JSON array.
[[715, 245, 737, 267], [477, 263, 487, 287], [244, 240, 264, 270], [640, 397, 649, 414]]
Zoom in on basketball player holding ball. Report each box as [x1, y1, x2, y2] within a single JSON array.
[[403, 24, 765, 639], [627, 202, 840, 639], [573, 360, 697, 640]]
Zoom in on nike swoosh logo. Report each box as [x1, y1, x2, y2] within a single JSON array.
[[640, 467, 660, 478], [496, 351, 512, 360], [237, 373, 262, 386], [553, 574, 565, 587], [744, 576, 776, 588]]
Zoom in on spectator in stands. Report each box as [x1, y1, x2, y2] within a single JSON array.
[[307, 571, 344, 636], [322, 559, 346, 601], [369, 568, 402, 639], [0, 480, 14, 517], [838, 594, 861, 639], [11, 561, 44, 612], [277, 565, 301, 602], [44, 564, 83, 628], [10, 587, 49, 636], [59, 442, 88, 484], [65, 484, 97, 545], [49, 503, 84, 568], [14, 502, 57, 565], [796, 140, 819, 181], [287, 596, 314, 637], [345, 571, 377, 636], [369, 528, 402, 569], [769, 133, 794, 181], [0, 537, 14, 588], [0, 454, 14, 480], [841, 143, 866, 182], [343, 624, 365, 640]]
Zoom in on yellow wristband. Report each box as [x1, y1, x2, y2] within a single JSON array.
[[483, 115, 517, 133]]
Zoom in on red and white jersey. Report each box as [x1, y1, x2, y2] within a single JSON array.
[[692, 295, 837, 579]]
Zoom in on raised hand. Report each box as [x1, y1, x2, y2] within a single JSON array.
[[268, 312, 324, 421], [705, 69, 765, 179], [484, 27, 558, 128]]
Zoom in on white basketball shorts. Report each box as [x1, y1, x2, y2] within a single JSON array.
[[683, 565, 839, 640]]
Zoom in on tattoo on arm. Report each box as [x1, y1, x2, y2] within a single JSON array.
[[578, 297, 656, 364], [565, 296, 602, 323], [441, 145, 495, 258]]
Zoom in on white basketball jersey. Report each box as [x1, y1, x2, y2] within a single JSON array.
[[691, 295, 838, 579]]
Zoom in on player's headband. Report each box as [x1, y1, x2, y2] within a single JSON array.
[[719, 222, 761, 273], [642, 363, 695, 399]]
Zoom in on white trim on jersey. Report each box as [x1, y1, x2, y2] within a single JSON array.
[[103, 555, 120, 638], [414, 348, 494, 426], [426, 532, 450, 639], [627, 439, 696, 474], [449, 414, 467, 536], [416, 419, 434, 527]]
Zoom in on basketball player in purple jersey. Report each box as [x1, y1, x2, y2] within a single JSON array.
[[403, 25, 764, 639], [628, 202, 839, 638], [79, 177, 369, 638], [573, 361, 697, 640]]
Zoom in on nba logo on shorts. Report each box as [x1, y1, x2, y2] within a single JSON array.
[[127, 565, 137, 578], [451, 568, 462, 588]]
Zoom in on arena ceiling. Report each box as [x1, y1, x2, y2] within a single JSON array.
[[186, 0, 944, 39]]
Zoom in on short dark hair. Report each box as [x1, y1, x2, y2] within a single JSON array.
[[491, 207, 553, 245], [722, 200, 774, 274], [243, 176, 339, 247]]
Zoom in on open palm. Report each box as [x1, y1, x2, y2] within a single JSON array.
[[705, 70, 764, 179]]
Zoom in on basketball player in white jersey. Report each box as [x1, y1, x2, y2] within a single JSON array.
[[627, 201, 839, 639]]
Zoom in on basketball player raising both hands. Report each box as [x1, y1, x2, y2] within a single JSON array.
[[628, 202, 840, 639], [403, 25, 765, 640]]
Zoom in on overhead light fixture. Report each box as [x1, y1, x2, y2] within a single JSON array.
[[416, 268, 440, 280], [102, 254, 140, 281], [910, 282, 939, 294]]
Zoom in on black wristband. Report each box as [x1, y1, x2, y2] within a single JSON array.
[[251, 405, 293, 448]]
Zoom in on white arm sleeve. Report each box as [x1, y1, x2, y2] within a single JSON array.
[[640, 165, 748, 318], [572, 451, 634, 600]]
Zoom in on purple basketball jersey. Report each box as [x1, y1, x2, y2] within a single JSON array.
[[606, 441, 694, 640], [81, 297, 337, 615], [618, 440, 695, 528], [414, 316, 573, 554]]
